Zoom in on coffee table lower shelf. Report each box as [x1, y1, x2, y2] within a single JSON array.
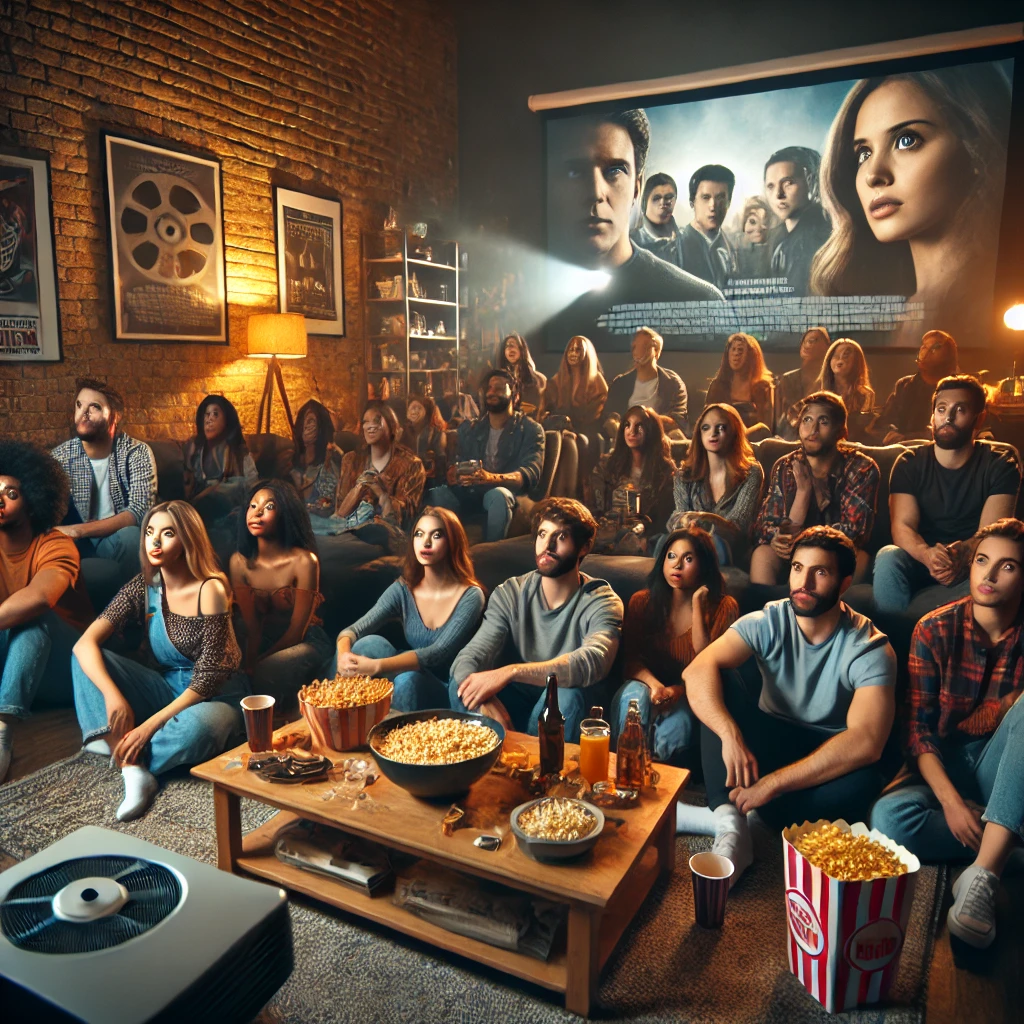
[[237, 810, 662, 1013]]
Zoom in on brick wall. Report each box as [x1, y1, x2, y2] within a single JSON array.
[[0, 0, 457, 446]]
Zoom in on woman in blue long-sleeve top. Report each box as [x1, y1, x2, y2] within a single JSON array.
[[330, 507, 485, 710]]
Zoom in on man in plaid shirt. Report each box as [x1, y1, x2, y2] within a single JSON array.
[[51, 378, 156, 589], [871, 518, 1024, 951], [750, 391, 879, 584]]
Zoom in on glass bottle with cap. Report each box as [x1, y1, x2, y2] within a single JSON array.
[[537, 672, 564, 778], [616, 698, 646, 791]]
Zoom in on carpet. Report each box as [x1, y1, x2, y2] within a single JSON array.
[[0, 752, 945, 1023]]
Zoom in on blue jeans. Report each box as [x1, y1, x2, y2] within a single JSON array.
[[252, 625, 335, 708], [448, 674, 595, 742], [870, 695, 1024, 862], [0, 610, 80, 718], [78, 525, 141, 584], [611, 679, 697, 763], [72, 651, 247, 775], [427, 484, 516, 543], [340, 635, 450, 712], [872, 544, 970, 614]]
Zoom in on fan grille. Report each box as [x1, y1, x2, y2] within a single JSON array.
[[1, 856, 181, 954]]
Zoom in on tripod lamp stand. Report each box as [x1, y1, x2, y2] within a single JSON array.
[[248, 312, 307, 435]]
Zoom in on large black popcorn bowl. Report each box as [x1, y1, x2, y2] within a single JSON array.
[[367, 709, 506, 799]]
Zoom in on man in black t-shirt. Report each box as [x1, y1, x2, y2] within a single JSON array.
[[874, 375, 1021, 614]]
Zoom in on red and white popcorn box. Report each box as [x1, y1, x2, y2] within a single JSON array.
[[782, 819, 920, 1014]]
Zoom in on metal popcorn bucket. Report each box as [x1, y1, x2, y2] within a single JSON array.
[[300, 683, 394, 753], [782, 819, 920, 1014]]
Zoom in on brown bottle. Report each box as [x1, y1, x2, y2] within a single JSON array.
[[537, 673, 565, 777], [616, 699, 646, 790]]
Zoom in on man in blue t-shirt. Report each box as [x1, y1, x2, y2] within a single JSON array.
[[682, 526, 897, 888]]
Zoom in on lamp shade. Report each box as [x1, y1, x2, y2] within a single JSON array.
[[247, 313, 308, 358]]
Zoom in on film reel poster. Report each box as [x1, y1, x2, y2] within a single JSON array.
[[0, 151, 61, 361], [274, 187, 345, 336], [103, 134, 227, 343], [544, 52, 1015, 352]]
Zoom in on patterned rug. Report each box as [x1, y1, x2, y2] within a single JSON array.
[[0, 752, 944, 1023]]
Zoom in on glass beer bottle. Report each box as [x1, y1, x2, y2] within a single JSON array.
[[579, 706, 611, 785], [537, 673, 565, 778], [615, 699, 646, 790]]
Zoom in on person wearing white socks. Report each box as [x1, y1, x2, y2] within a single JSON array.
[[871, 518, 1024, 950], [71, 501, 247, 821], [682, 526, 897, 888], [1, 441, 93, 784]]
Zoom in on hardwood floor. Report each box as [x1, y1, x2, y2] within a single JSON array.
[[1, 708, 1018, 1022]]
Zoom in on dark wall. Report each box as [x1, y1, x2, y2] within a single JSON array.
[[456, 0, 1024, 399]]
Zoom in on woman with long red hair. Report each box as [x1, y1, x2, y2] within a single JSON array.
[[704, 333, 774, 437], [668, 403, 763, 565], [331, 507, 484, 710]]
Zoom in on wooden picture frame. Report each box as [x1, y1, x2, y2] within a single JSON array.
[[0, 148, 62, 362], [102, 131, 228, 343], [274, 187, 345, 336]]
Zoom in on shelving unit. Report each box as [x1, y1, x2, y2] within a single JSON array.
[[363, 228, 465, 404]]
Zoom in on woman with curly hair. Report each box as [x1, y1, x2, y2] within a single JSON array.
[[229, 481, 332, 709], [72, 501, 248, 821], [591, 405, 676, 554], [814, 337, 878, 442], [704, 333, 774, 437], [331, 507, 484, 711], [290, 399, 340, 513], [0, 441, 93, 782], [611, 526, 738, 769], [183, 394, 258, 523], [668, 403, 763, 565], [810, 64, 1012, 346], [494, 332, 547, 415]]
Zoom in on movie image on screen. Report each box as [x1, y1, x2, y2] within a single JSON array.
[[545, 54, 1013, 352]]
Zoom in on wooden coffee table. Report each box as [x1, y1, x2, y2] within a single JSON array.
[[192, 723, 688, 1017]]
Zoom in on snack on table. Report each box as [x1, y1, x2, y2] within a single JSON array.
[[516, 798, 597, 842], [793, 821, 909, 881], [300, 675, 392, 710], [374, 717, 500, 765]]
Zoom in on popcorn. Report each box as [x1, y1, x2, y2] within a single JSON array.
[[374, 717, 500, 765], [792, 822, 908, 881], [516, 798, 596, 841]]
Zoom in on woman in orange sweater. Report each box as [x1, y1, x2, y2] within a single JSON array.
[[611, 525, 738, 766]]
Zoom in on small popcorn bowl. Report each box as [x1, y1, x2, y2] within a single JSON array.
[[510, 797, 605, 863]]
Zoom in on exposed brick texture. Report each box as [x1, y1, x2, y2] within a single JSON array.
[[0, 0, 457, 445]]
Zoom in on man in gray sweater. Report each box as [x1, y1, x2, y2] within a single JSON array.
[[449, 497, 623, 741]]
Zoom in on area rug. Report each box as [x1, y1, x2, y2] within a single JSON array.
[[0, 752, 944, 1023]]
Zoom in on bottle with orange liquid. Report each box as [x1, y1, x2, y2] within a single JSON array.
[[578, 706, 610, 786]]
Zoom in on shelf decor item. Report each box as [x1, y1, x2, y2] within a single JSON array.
[[274, 187, 344, 336], [102, 132, 228, 343], [0, 149, 62, 362]]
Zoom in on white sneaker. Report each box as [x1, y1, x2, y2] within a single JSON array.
[[948, 864, 998, 949], [711, 804, 753, 889]]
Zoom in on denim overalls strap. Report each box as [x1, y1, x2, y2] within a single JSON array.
[[147, 583, 195, 697]]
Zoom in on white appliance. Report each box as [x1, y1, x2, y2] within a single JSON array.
[[0, 826, 292, 1023]]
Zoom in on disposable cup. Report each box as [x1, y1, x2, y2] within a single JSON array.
[[690, 852, 734, 928], [240, 695, 275, 753]]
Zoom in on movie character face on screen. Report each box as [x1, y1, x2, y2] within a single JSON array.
[[644, 176, 677, 227], [764, 158, 812, 226], [549, 109, 650, 268], [743, 202, 770, 244], [812, 64, 1010, 312], [689, 165, 735, 236]]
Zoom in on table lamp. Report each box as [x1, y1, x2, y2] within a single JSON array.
[[248, 312, 307, 435]]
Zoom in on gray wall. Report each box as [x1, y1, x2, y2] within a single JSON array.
[[456, 0, 1024, 406]]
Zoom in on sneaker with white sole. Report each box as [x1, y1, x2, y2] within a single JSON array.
[[948, 864, 998, 949]]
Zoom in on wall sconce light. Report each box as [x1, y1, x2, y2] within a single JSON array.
[[248, 312, 307, 435], [1004, 304, 1024, 332]]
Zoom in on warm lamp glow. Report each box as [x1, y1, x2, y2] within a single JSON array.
[[1004, 304, 1024, 332], [247, 313, 307, 358]]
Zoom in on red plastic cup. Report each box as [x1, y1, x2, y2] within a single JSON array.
[[240, 695, 275, 753], [690, 852, 734, 928]]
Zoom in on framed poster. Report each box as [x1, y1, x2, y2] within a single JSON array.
[[0, 150, 62, 361], [102, 132, 227, 343], [274, 187, 345, 336]]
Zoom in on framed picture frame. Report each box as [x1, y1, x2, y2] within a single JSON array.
[[0, 148, 62, 362], [274, 186, 345, 336], [102, 131, 228, 343]]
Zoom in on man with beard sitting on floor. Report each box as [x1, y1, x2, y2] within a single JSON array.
[[679, 526, 897, 890], [449, 497, 623, 741]]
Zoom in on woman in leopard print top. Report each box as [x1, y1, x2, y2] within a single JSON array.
[[72, 501, 248, 822]]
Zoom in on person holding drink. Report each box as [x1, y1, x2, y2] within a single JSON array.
[[611, 526, 738, 787], [71, 501, 247, 821]]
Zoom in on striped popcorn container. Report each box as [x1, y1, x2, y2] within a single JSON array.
[[301, 685, 394, 753], [782, 819, 920, 1014]]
